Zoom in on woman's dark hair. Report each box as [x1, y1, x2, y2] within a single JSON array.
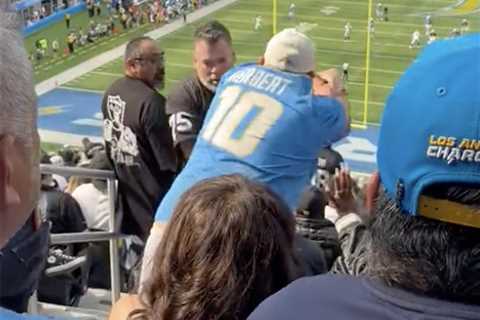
[[134, 174, 300, 320], [367, 183, 480, 304]]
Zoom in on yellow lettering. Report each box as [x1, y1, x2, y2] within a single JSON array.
[[437, 136, 447, 146], [459, 139, 470, 149], [472, 140, 480, 151], [446, 137, 456, 147]]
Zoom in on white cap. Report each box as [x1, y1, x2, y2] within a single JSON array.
[[264, 28, 315, 74]]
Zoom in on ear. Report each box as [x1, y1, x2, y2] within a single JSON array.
[[257, 56, 265, 65], [0, 135, 21, 210]]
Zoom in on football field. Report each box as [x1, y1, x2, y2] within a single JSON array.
[[56, 0, 479, 125]]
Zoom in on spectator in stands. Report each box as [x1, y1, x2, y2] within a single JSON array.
[[39, 152, 87, 235], [95, 0, 101, 16], [110, 174, 302, 320], [67, 31, 76, 54], [71, 150, 111, 231], [102, 36, 176, 242], [51, 39, 60, 56], [37, 154, 91, 308], [248, 34, 480, 320], [71, 150, 115, 290], [295, 187, 339, 270], [0, 6, 51, 319], [87, 0, 95, 17], [167, 20, 235, 168], [141, 28, 349, 288]]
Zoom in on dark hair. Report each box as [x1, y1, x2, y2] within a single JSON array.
[[88, 150, 111, 192], [135, 174, 300, 320], [125, 36, 154, 62], [194, 20, 232, 45], [367, 183, 480, 304]]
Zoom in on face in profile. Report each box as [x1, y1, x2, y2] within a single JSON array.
[[0, 131, 41, 248], [193, 38, 235, 91], [130, 41, 165, 89]]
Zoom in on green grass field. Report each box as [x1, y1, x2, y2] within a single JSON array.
[[26, 3, 167, 82], [32, 0, 479, 125]]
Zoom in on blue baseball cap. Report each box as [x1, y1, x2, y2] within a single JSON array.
[[377, 33, 480, 228]]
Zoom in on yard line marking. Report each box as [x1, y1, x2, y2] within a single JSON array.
[[228, 8, 460, 30]]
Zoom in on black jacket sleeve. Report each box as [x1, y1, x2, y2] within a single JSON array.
[[166, 80, 206, 161], [330, 214, 369, 275]]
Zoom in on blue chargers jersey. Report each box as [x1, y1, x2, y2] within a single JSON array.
[[155, 63, 347, 221]]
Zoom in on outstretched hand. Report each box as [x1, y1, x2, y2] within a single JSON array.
[[327, 164, 361, 216]]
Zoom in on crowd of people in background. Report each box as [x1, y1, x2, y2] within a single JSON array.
[[1, 1, 480, 319], [30, 0, 212, 61]]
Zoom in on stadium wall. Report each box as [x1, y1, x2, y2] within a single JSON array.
[[22, 3, 86, 37]]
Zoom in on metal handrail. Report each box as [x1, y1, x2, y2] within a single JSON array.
[[40, 164, 121, 303]]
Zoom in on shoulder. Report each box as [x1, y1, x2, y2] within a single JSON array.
[[108, 294, 144, 320], [146, 90, 166, 106], [0, 308, 53, 320], [248, 275, 370, 320], [166, 76, 202, 109], [71, 183, 95, 197]]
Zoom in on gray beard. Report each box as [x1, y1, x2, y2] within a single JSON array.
[[199, 77, 217, 92]]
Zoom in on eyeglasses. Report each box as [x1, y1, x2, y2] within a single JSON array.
[[134, 52, 165, 65]]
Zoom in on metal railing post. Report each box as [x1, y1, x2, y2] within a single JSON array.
[[107, 177, 121, 303]]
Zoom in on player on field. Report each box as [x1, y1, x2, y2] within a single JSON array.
[[375, 3, 383, 21], [383, 6, 389, 22], [140, 28, 350, 286], [342, 62, 349, 81], [368, 18, 375, 37], [254, 15, 263, 31], [409, 30, 420, 49], [449, 28, 461, 38], [460, 18, 469, 34], [288, 3, 296, 20], [427, 30, 437, 45], [424, 14, 433, 36], [344, 22, 352, 41]]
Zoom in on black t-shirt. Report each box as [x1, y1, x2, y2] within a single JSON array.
[[102, 76, 176, 240], [166, 75, 214, 167], [248, 275, 480, 320]]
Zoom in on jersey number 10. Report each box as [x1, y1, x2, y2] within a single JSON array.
[[202, 86, 284, 157]]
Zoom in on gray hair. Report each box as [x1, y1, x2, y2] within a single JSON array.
[[0, 7, 37, 146]]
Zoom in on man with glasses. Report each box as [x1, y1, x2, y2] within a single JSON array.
[[101, 36, 176, 242]]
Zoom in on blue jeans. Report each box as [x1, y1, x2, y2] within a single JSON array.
[[0, 218, 49, 313]]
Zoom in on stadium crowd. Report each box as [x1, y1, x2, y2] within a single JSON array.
[[1, 1, 480, 320], [30, 0, 211, 60]]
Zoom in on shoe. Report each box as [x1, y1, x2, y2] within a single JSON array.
[[45, 248, 87, 277]]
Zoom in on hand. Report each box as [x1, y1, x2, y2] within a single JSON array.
[[327, 164, 360, 216], [312, 68, 350, 132], [312, 68, 347, 97]]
